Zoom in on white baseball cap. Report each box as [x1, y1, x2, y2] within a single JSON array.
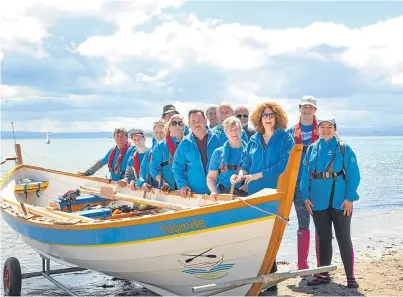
[[300, 96, 317, 109]]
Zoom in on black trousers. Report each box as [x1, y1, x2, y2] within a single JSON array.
[[312, 208, 354, 278]]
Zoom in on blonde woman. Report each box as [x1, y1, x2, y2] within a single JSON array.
[[149, 115, 184, 191]]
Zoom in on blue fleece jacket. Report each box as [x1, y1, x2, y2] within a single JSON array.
[[242, 130, 295, 195], [300, 136, 360, 211], [172, 131, 222, 194], [208, 141, 246, 190], [136, 149, 152, 187], [149, 136, 180, 189], [101, 145, 136, 181]]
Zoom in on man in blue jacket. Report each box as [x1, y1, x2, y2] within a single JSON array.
[[172, 109, 222, 197], [78, 128, 136, 181], [212, 104, 249, 145]]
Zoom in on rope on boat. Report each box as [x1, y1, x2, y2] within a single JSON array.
[[20, 148, 40, 166], [237, 197, 289, 224]]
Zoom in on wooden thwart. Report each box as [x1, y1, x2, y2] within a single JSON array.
[[80, 186, 191, 211], [0, 197, 91, 224]]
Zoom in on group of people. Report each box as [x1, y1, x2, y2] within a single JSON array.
[[78, 96, 361, 290]]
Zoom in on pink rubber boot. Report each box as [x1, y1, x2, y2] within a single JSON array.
[[297, 229, 310, 270]]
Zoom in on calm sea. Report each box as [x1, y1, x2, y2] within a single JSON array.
[[1, 136, 402, 295]]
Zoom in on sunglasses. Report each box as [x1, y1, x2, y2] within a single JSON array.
[[261, 112, 276, 119], [171, 121, 184, 127], [236, 114, 248, 119]]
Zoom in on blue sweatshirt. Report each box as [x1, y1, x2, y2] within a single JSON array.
[[300, 136, 360, 211], [172, 131, 222, 194], [149, 136, 180, 189], [208, 141, 245, 190], [287, 123, 315, 180], [242, 130, 295, 195]]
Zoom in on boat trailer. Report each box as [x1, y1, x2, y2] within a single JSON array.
[[3, 254, 86, 296], [3, 254, 336, 296]]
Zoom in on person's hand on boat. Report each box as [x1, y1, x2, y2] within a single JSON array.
[[142, 183, 152, 192], [244, 172, 263, 184], [230, 174, 243, 185], [210, 192, 219, 201], [118, 179, 128, 188], [161, 182, 170, 194], [341, 200, 353, 216], [179, 186, 191, 198], [304, 199, 314, 216], [77, 171, 85, 176], [239, 184, 248, 192], [129, 181, 137, 191]]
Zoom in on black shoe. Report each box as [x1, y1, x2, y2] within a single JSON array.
[[265, 285, 278, 292], [347, 277, 359, 288], [307, 275, 331, 286]]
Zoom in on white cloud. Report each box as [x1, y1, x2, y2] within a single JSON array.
[[77, 13, 403, 86], [103, 64, 133, 86], [1, 0, 183, 54], [0, 85, 42, 101], [136, 70, 168, 84]]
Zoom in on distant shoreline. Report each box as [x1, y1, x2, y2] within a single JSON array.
[[2, 128, 403, 139]]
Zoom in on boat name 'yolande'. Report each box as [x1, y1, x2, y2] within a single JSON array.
[[159, 217, 206, 235]]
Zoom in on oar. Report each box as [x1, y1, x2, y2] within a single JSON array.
[[185, 248, 213, 263], [80, 186, 190, 211]]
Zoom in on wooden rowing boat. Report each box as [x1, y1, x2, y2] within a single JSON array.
[[0, 144, 303, 296]]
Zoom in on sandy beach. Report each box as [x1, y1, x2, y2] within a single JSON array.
[[258, 208, 403, 296], [266, 248, 403, 296]]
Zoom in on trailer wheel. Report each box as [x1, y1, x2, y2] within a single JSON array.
[[3, 257, 22, 296]]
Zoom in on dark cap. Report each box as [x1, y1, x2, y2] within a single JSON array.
[[129, 128, 145, 137], [162, 104, 179, 116]]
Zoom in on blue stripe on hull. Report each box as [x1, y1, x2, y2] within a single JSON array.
[[2, 200, 278, 246]]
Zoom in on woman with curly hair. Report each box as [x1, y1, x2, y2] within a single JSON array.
[[231, 102, 295, 291], [232, 101, 295, 194]]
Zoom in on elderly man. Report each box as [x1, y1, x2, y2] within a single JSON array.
[[235, 105, 256, 139], [212, 104, 248, 144], [172, 109, 221, 197], [78, 128, 136, 181], [205, 105, 219, 128], [161, 104, 190, 136]]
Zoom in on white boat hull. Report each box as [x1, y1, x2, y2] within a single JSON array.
[[18, 217, 274, 295]]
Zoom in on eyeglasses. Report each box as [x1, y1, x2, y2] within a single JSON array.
[[236, 114, 248, 119], [261, 112, 276, 119], [171, 121, 184, 127]]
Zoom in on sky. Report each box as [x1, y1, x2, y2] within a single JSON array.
[[1, 0, 403, 132]]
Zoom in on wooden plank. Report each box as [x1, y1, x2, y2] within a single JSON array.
[[0, 197, 90, 224], [80, 186, 191, 211], [15, 144, 23, 165]]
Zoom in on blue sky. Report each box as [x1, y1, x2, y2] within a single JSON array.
[[1, 1, 402, 132]]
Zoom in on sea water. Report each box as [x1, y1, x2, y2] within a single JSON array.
[[1, 136, 402, 295]]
